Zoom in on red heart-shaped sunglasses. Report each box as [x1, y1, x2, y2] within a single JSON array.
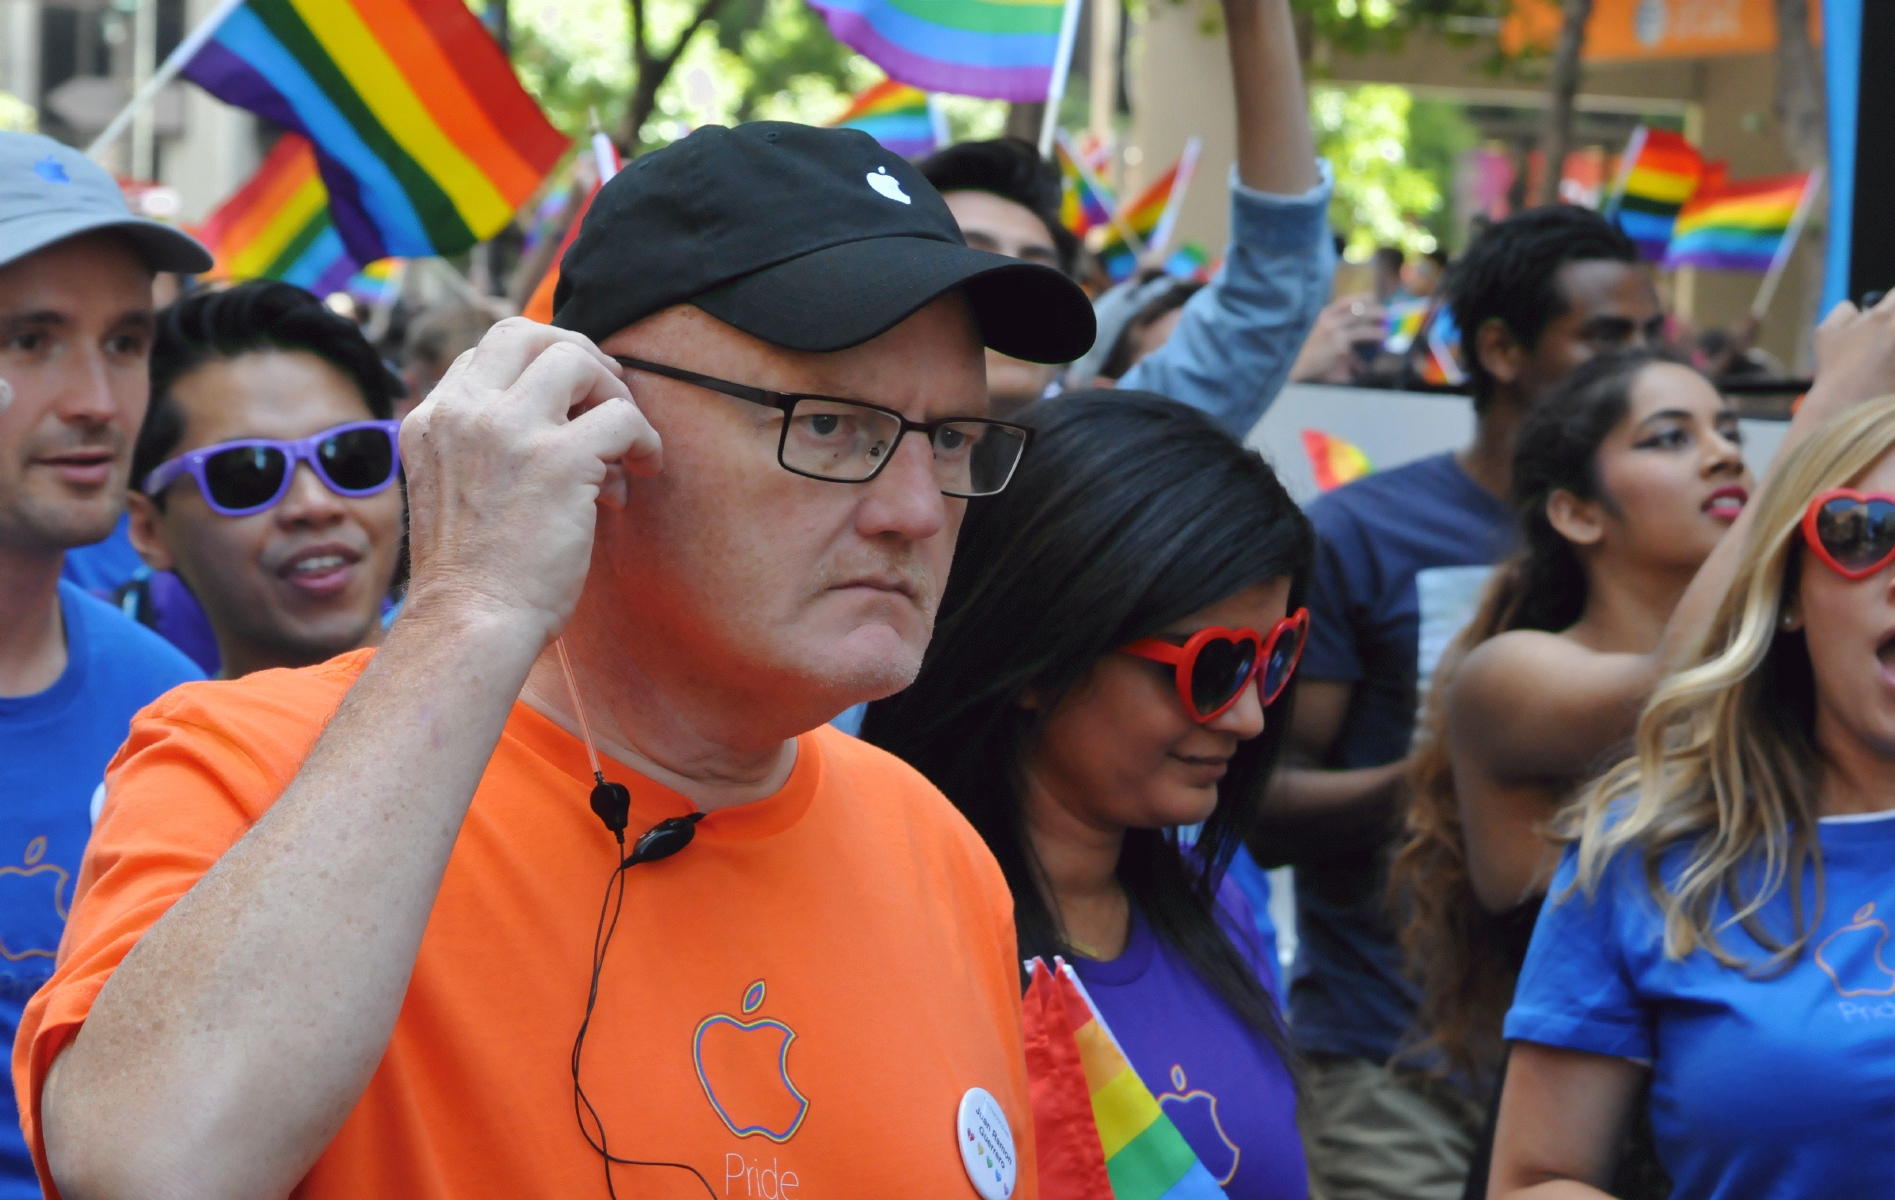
[[1803, 489, 1895, 579], [1121, 609, 1310, 723]]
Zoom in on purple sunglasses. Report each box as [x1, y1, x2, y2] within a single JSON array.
[[143, 419, 403, 517]]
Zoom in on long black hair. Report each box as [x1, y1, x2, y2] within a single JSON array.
[[1393, 347, 1681, 1076], [862, 391, 1313, 1054]]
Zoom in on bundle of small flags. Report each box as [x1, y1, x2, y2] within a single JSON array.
[[1022, 958, 1225, 1199]]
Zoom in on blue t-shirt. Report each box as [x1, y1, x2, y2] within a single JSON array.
[[59, 514, 145, 600], [0, 580, 202, 1195], [1508, 814, 1895, 1199], [1291, 451, 1512, 1061], [1072, 877, 1306, 1200]]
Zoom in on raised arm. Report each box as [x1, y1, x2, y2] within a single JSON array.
[[38, 320, 659, 1200], [1116, 0, 1333, 439]]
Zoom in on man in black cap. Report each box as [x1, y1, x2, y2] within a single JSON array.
[[29, 124, 1092, 1200]]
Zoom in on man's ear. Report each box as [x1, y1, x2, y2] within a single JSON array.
[[1475, 317, 1526, 386], [1545, 488, 1606, 549], [125, 492, 177, 572]]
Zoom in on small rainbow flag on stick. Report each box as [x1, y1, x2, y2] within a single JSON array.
[[809, 0, 1072, 102], [1055, 131, 1116, 237], [1097, 142, 1201, 283], [1023, 958, 1224, 1200], [1605, 126, 1704, 262], [181, 0, 566, 265], [195, 132, 356, 295], [1664, 168, 1816, 272], [1303, 430, 1374, 492], [829, 79, 941, 159]]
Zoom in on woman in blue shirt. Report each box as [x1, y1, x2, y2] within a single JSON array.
[[863, 392, 1311, 1200], [1493, 388, 1895, 1197]]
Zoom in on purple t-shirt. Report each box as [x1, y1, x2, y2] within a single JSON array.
[[1070, 878, 1307, 1200]]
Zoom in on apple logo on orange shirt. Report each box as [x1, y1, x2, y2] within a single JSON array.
[[694, 980, 810, 1143]]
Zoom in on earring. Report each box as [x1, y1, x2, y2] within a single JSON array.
[[1781, 614, 1796, 630]]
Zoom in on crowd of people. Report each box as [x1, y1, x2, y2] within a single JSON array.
[[5, 0, 1895, 1197]]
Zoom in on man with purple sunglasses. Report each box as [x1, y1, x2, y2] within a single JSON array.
[[124, 281, 406, 681]]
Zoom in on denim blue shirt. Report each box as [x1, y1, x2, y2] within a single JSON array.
[[1117, 161, 1336, 442]]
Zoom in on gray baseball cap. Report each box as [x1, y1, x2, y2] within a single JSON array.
[[0, 132, 210, 273]]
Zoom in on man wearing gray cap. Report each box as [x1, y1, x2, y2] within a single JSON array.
[[25, 123, 1092, 1200], [0, 132, 212, 1198]]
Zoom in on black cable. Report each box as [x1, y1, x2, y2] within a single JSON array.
[[570, 783, 716, 1200]]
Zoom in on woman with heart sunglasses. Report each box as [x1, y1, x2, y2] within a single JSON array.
[[863, 392, 1314, 1200], [1484, 376, 1895, 1192]]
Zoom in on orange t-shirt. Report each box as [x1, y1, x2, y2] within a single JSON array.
[[14, 649, 1035, 1200]]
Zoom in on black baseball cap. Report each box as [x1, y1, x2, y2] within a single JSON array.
[[552, 122, 1095, 365]]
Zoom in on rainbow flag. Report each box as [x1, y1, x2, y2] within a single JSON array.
[[1383, 299, 1427, 354], [829, 79, 938, 159], [1022, 959, 1224, 1200], [1098, 158, 1184, 282], [808, 0, 1070, 102], [1608, 126, 1704, 262], [1056, 136, 1115, 237], [194, 132, 357, 296], [1663, 169, 1812, 272], [1303, 430, 1374, 492], [181, 0, 566, 265]]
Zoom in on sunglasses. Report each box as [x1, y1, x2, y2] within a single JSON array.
[[143, 420, 403, 517], [1803, 489, 1895, 579], [1121, 609, 1310, 723]]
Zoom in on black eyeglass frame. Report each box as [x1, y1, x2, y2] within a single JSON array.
[[612, 355, 1036, 498]]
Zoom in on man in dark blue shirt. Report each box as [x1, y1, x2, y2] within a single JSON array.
[[1258, 206, 1663, 1200], [0, 132, 209, 1197]]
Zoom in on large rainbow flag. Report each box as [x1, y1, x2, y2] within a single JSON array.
[[808, 0, 1070, 102], [1663, 169, 1814, 272], [829, 79, 938, 159], [181, 0, 566, 265], [1023, 959, 1224, 1200], [1607, 126, 1704, 262]]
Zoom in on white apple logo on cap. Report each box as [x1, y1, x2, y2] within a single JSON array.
[[867, 166, 912, 205]]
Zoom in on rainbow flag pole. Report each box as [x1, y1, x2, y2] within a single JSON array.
[[1750, 165, 1825, 318], [1037, 0, 1085, 157], [87, 0, 248, 158]]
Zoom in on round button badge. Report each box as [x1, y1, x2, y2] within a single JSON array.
[[956, 1087, 1017, 1200]]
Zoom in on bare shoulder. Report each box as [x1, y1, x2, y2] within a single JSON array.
[[1451, 630, 1593, 713]]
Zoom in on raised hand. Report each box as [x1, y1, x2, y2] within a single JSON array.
[[399, 317, 662, 649]]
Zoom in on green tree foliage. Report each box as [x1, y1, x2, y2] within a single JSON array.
[[1310, 83, 1444, 259], [507, 0, 870, 154]]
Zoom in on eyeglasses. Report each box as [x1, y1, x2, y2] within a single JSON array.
[[1803, 489, 1895, 579], [613, 357, 1033, 498], [1121, 609, 1310, 723], [143, 419, 403, 517]]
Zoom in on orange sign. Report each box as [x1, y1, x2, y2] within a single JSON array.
[[1502, 0, 1822, 62]]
